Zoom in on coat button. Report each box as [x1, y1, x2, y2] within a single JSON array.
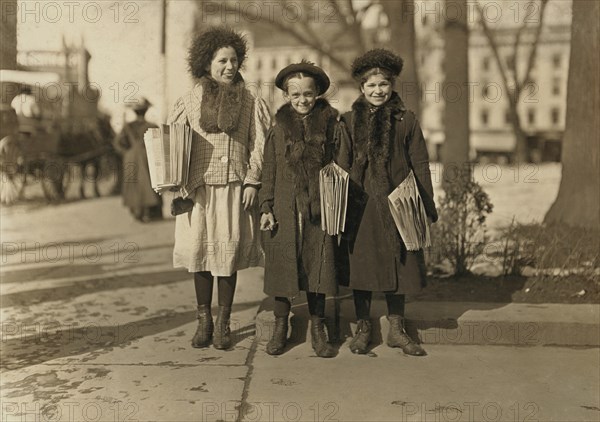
[[220, 156, 229, 163]]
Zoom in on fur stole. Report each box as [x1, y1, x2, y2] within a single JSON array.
[[274, 98, 338, 223], [350, 92, 407, 256], [199, 74, 245, 134]]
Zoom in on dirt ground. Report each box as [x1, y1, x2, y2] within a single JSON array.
[[412, 274, 600, 304]]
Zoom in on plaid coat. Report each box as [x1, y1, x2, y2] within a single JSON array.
[[168, 83, 271, 197]]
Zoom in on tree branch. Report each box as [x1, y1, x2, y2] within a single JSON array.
[[476, 3, 514, 103], [520, 0, 550, 88], [212, 1, 352, 70]]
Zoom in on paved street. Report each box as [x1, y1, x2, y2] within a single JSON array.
[[1, 195, 599, 422]]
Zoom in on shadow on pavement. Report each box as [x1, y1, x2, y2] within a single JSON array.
[[1, 269, 191, 308], [1, 298, 264, 371]]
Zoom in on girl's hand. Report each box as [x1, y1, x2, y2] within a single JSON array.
[[260, 213, 276, 231], [242, 186, 258, 210]]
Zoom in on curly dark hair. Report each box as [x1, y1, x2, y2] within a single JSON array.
[[188, 26, 248, 79], [351, 48, 404, 81]]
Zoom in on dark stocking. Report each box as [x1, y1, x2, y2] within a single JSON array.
[[217, 272, 237, 307], [194, 271, 213, 306], [353, 289, 372, 321], [273, 297, 291, 317], [386, 294, 406, 316], [307, 292, 326, 318]]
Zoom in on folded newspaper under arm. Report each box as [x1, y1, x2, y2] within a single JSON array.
[[387, 170, 432, 251], [144, 123, 193, 193], [319, 162, 349, 240]]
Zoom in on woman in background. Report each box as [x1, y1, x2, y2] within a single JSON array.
[[115, 97, 162, 222]]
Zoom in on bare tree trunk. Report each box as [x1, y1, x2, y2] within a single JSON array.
[[442, 0, 470, 184], [381, 0, 421, 117], [509, 104, 529, 163], [544, 0, 599, 229]]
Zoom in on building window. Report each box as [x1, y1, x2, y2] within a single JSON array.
[[482, 56, 490, 71], [272, 57, 277, 70], [551, 108, 560, 125], [552, 77, 560, 96], [527, 109, 536, 125], [256, 58, 262, 70], [505, 109, 512, 124], [481, 110, 489, 126], [552, 53, 562, 69]]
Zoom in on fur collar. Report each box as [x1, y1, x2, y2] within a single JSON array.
[[274, 98, 338, 222], [350, 92, 407, 257], [199, 74, 245, 134]]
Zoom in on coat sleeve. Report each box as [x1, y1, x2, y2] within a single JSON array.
[[245, 97, 272, 186], [259, 127, 276, 215], [167, 97, 187, 125], [334, 119, 352, 172], [407, 116, 438, 222]]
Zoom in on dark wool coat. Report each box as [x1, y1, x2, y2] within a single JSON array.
[[336, 92, 438, 294], [259, 99, 340, 298]]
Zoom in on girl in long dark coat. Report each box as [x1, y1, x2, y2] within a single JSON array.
[[337, 49, 438, 356], [115, 98, 163, 222], [259, 61, 339, 358]]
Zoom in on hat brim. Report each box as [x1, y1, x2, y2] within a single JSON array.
[[275, 63, 330, 95]]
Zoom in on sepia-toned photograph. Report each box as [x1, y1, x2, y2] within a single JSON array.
[[1, 0, 598, 420]]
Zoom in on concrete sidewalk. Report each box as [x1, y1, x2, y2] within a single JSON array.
[[2, 197, 599, 421], [256, 295, 600, 347]]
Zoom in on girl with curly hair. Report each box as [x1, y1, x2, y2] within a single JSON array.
[[337, 49, 438, 356], [166, 26, 271, 350]]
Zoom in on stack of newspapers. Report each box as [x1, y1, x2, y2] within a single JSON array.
[[387, 170, 431, 251], [319, 162, 349, 237], [144, 123, 192, 192]]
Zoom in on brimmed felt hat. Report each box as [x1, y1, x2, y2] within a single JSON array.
[[351, 48, 404, 80], [275, 60, 330, 95], [128, 97, 152, 112]]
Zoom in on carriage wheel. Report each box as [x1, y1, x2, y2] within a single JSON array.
[[41, 159, 67, 201], [96, 150, 121, 196], [0, 137, 25, 205], [0, 169, 25, 205]]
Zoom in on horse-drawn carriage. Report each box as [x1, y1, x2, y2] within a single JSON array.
[[0, 67, 120, 204]]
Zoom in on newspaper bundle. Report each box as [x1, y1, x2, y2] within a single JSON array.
[[144, 123, 192, 192], [319, 162, 349, 237], [387, 170, 431, 251]]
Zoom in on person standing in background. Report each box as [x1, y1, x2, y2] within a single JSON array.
[[114, 97, 163, 222]]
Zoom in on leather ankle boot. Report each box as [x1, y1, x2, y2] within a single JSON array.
[[310, 317, 335, 358], [349, 319, 372, 354], [387, 315, 426, 356], [191, 305, 213, 348], [213, 306, 232, 350], [266, 315, 288, 355]]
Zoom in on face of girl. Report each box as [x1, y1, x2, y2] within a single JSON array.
[[284, 76, 317, 115], [360, 73, 392, 107], [208, 46, 239, 84]]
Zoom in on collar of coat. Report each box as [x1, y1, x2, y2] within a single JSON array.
[[198, 74, 245, 135], [350, 91, 407, 257], [274, 98, 338, 222]]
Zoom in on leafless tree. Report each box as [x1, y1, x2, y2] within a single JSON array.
[[476, 0, 550, 163]]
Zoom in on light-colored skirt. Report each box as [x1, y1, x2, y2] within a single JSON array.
[[173, 182, 264, 276]]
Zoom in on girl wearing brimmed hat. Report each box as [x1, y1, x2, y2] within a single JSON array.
[[258, 60, 340, 357], [115, 97, 163, 222], [167, 26, 271, 350], [337, 49, 438, 356]]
